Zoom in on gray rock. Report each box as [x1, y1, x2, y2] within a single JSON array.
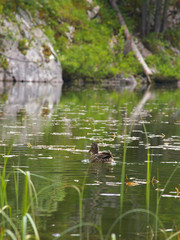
[[65, 26, 75, 42], [87, 5, 100, 20], [0, 9, 63, 82]]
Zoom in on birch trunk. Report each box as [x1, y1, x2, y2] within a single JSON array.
[[110, 0, 152, 84]]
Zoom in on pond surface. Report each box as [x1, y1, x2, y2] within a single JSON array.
[[0, 82, 180, 239]]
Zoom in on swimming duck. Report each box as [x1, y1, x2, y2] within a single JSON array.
[[89, 142, 114, 163]]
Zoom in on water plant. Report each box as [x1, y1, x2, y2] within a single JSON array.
[[0, 148, 40, 240], [47, 167, 104, 240]]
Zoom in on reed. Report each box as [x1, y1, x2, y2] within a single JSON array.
[[47, 180, 104, 240], [155, 163, 180, 239], [1, 135, 179, 240], [142, 120, 180, 239], [120, 120, 127, 214], [0, 148, 40, 240], [105, 208, 166, 240], [55, 222, 103, 240], [142, 121, 151, 238], [0, 146, 13, 209]]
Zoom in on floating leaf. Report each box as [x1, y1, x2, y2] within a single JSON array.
[[152, 177, 159, 184], [175, 187, 179, 196], [126, 182, 139, 187], [161, 133, 165, 138], [27, 143, 32, 148]]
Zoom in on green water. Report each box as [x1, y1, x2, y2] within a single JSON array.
[[0, 83, 180, 239]]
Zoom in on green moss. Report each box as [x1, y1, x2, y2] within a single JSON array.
[[0, 56, 8, 70], [0, 4, 3, 14], [42, 44, 52, 57], [18, 38, 29, 55]]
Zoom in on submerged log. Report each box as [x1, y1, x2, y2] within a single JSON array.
[[110, 0, 153, 84]]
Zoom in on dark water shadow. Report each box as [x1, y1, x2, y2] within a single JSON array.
[[62, 78, 139, 92]]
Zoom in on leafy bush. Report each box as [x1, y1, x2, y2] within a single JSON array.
[[3, 0, 179, 81], [147, 53, 180, 81], [164, 27, 180, 49]]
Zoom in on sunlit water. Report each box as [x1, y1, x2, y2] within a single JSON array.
[[0, 82, 180, 239]]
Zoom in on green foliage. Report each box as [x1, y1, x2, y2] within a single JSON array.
[[18, 38, 30, 55], [44, 27, 56, 46], [2, 0, 180, 81], [0, 4, 3, 14], [164, 27, 180, 49], [2, 0, 140, 80], [0, 147, 39, 239], [42, 44, 52, 57], [144, 32, 180, 81], [0, 55, 8, 69], [147, 52, 180, 81]]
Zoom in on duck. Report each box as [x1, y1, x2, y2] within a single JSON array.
[[89, 142, 114, 163]]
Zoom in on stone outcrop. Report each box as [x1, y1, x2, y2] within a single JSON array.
[[0, 9, 63, 82]]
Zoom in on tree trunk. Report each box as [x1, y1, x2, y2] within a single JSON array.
[[155, 0, 163, 36], [109, 0, 152, 84], [142, 0, 147, 36], [161, 0, 169, 35], [146, 0, 153, 35]]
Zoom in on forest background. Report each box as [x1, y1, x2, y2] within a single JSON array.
[[0, 0, 180, 84]]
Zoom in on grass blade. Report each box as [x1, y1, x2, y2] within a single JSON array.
[[5, 229, 17, 240], [26, 213, 40, 240], [22, 215, 27, 240]]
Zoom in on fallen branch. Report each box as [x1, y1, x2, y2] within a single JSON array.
[[110, 0, 152, 84]]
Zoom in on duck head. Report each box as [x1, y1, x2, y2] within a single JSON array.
[[89, 142, 99, 154]]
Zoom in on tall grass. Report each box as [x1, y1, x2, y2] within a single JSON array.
[[1, 134, 179, 240], [55, 117, 180, 240], [120, 120, 127, 214], [106, 115, 180, 239], [142, 120, 180, 239], [0, 149, 39, 240], [142, 121, 151, 238], [47, 165, 104, 240]]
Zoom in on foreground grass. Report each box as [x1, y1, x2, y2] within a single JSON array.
[[1, 138, 180, 239], [0, 160, 40, 239]]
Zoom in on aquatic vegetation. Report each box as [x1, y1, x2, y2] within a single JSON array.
[[18, 39, 30, 55], [0, 151, 39, 239]]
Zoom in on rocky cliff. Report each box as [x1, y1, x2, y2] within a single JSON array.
[[0, 9, 63, 82]]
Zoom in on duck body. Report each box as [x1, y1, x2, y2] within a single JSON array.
[[89, 142, 114, 163]]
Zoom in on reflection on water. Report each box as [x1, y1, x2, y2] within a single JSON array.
[[2, 82, 63, 116], [0, 82, 63, 143], [0, 83, 180, 239]]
